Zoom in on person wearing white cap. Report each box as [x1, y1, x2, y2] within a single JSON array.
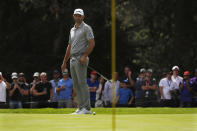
[[171, 66, 183, 107], [0, 72, 10, 106], [61, 8, 95, 114], [29, 72, 40, 106], [32, 72, 53, 108], [9, 72, 25, 109], [171, 66, 183, 89]]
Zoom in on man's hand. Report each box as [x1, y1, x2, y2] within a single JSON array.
[[61, 63, 66, 72], [80, 55, 87, 65], [128, 71, 132, 77], [14, 84, 18, 89], [61, 86, 65, 90]]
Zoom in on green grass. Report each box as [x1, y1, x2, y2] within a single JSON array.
[[0, 108, 197, 131]]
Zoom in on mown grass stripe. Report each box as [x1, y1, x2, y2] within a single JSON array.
[[0, 108, 197, 114]]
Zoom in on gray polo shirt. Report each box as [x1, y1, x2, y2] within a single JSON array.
[[69, 21, 94, 56]]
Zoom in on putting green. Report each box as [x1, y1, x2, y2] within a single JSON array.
[[0, 108, 197, 131]]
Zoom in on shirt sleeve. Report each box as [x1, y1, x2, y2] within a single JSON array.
[[159, 79, 163, 87], [68, 31, 71, 44], [85, 26, 94, 40], [57, 81, 62, 88]]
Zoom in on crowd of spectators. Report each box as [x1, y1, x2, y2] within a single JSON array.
[[0, 65, 197, 109]]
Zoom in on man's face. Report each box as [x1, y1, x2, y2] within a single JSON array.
[[13, 78, 18, 83], [167, 73, 171, 79], [120, 82, 127, 88], [114, 72, 118, 80], [18, 76, 24, 82], [53, 74, 60, 79], [173, 69, 179, 75], [124, 67, 130, 75], [33, 77, 39, 81], [90, 74, 97, 80], [184, 75, 190, 80], [40, 75, 47, 82], [73, 14, 84, 24], [63, 74, 68, 79]]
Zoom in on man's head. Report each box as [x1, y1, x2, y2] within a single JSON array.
[[166, 71, 172, 80], [183, 71, 190, 80], [124, 66, 131, 76], [140, 68, 146, 74], [33, 72, 40, 81], [145, 73, 151, 82], [90, 70, 97, 80], [62, 69, 69, 80], [120, 80, 127, 89], [73, 8, 84, 24], [18, 72, 25, 82], [147, 68, 153, 76], [11, 72, 18, 82], [53, 70, 60, 80], [40, 72, 47, 83], [172, 66, 179, 76]]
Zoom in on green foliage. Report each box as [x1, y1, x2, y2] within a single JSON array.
[[0, 0, 196, 81]]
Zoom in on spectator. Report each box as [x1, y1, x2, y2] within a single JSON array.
[[30, 72, 40, 87], [119, 66, 136, 89], [135, 69, 146, 107], [56, 69, 73, 108], [147, 68, 156, 82], [29, 72, 40, 108], [0, 72, 10, 108], [104, 72, 120, 107], [116, 80, 134, 107], [18, 73, 29, 108], [95, 77, 105, 107], [87, 70, 99, 108], [179, 71, 192, 107], [50, 70, 60, 107], [190, 69, 197, 107], [141, 73, 157, 107], [171, 66, 183, 88], [31, 72, 52, 108], [136, 68, 146, 82], [159, 72, 177, 107], [9, 72, 24, 109], [171, 66, 183, 107]]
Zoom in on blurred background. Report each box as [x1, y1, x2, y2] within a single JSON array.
[[0, 0, 196, 82]]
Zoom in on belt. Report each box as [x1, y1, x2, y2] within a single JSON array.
[[70, 53, 82, 59]]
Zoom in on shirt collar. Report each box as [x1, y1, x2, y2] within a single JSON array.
[[74, 21, 84, 29]]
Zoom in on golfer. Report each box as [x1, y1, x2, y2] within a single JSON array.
[[61, 8, 95, 114]]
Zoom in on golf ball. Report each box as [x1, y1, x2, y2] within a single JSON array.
[[93, 112, 96, 115]]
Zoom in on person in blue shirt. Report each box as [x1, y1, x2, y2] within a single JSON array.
[[56, 69, 73, 108], [50, 70, 60, 107], [87, 70, 99, 108], [190, 69, 197, 107], [179, 71, 192, 107], [116, 80, 134, 107]]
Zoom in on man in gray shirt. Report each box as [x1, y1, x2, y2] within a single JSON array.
[[61, 8, 95, 114]]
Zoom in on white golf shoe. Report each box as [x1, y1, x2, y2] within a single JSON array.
[[77, 108, 91, 114], [71, 108, 81, 115]]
